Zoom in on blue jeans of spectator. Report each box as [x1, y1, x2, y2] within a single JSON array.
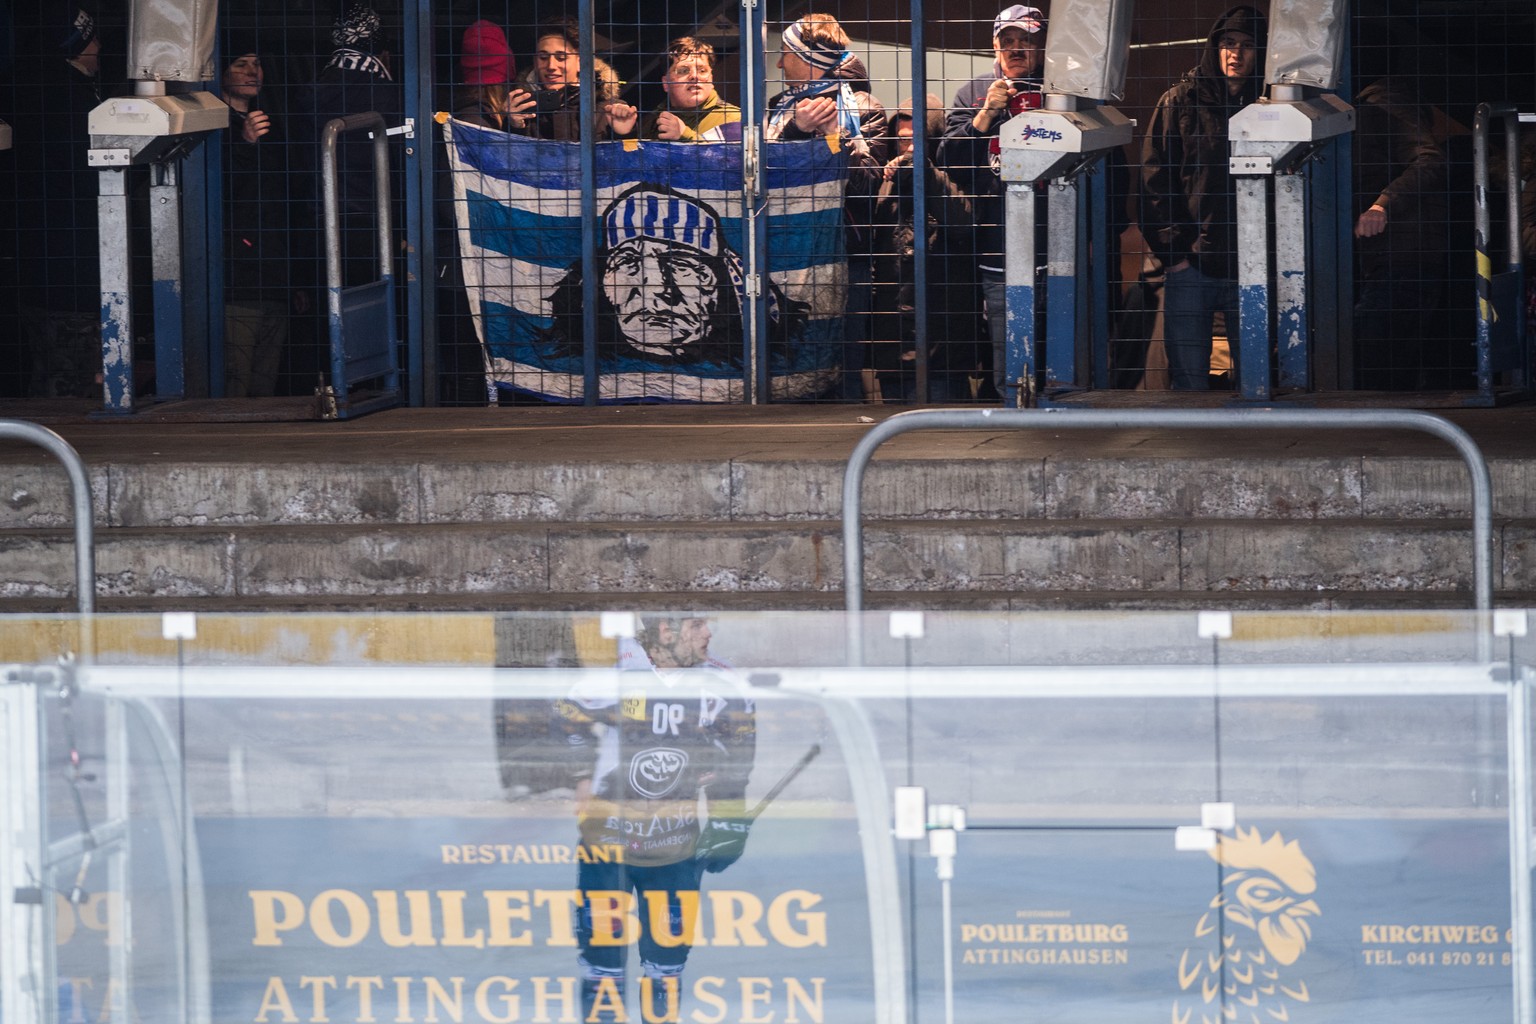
[[1162, 263, 1239, 391], [840, 257, 874, 400], [980, 268, 1007, 394]]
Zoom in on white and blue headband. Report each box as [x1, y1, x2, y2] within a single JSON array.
[[781, 21, 846, 73]]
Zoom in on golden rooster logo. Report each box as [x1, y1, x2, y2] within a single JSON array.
[[1173, 827, 1320, 1024]]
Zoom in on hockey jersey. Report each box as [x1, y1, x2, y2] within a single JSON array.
[[552, 668, 756, 867]]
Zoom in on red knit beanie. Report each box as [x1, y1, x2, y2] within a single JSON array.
[[461, 20, 515, 85]]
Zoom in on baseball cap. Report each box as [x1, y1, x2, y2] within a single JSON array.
[[993, 5, 1044, 38]]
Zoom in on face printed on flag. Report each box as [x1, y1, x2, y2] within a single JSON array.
[[603, 236, 721, 357]]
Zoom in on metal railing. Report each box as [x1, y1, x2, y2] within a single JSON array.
[[841, 408, 1496, 663], [1473, 102, 1532, 401], [0, 420, 94, 615], [320, 111, 402, 419]]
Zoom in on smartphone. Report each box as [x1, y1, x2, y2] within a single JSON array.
[[534, 88, 571, 115]]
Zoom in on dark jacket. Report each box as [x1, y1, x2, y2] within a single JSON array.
[[225, 99, 316, 305], [9, 55, 105, 313], [868, 156, 974, 366], [513, 57, 621, 141], [1138, 5, 1268, 280], [301, 58, 404, 220], [1352, 77, 1449, 278], [935, 61, 1044, 268]]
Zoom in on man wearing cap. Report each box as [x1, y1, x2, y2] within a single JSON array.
[[8, 5, 109, 397], [1139, 5, 1267, 390], [937, 5, 1046, 400]]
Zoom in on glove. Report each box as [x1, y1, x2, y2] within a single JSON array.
[[695, 817, 751, 873]]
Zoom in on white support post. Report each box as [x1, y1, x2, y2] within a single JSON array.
[[1, 674, 51, 1024]]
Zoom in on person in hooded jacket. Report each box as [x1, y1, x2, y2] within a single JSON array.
[[868, 95, 973, 402], [8, 6, 109, 397], [1139, 5, 1267, 391], [220, 35, 315, 396], [300, 4, 404, 289]]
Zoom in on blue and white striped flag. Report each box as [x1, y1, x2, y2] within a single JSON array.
[[443, 119, 850, 403]]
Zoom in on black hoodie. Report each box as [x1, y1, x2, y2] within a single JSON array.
[[1138, 5, 1268, 279]]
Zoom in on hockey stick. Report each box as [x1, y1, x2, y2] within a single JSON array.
[[745, 743, 822, 821]]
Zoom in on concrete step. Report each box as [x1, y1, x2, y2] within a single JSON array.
[[0, 517, 1519, 609], [1, 404, 1531, 613], [2, 454, 1532, 527]]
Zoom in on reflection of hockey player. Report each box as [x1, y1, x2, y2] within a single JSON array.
[[552, 616, 756, 1023]]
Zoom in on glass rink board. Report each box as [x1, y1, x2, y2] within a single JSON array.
[[6, 647, 1530, 1024]]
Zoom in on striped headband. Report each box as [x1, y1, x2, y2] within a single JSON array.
[[781, 21, 846, 73], [604, 188, 722, 256]]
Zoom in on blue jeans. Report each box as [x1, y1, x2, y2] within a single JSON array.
[[1162, 263, 1238, 391], [980, 268, 1007, 393]]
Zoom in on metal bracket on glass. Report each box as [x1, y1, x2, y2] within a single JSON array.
[[1197, 611, 1233, 640], [889, 612, 925, 640], [1495, 610, 1529, 638], [1176, 802, 1235, 851]]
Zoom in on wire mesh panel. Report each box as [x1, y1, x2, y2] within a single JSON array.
[[1, 1, 1533, 406]]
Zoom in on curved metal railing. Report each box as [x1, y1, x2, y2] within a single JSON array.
[[0, 420, 94, 614], [842, 408, 1495, 664]]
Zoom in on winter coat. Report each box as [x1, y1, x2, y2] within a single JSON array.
[[868, 156, 974, 367], [514, 56, 621, 141], [935, 61, 1043, 268], [767, 56, 889, 258], [1352, 77, 1449, 278], [1138, 5, 1268, 280]]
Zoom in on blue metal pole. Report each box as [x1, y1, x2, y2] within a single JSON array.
[[149, 161, 186, 400], [1043, 182, 1077, 389], [98, 168, 134, 414], [579, 0, 598, 405], [911, 0, 929, 401], [743, 1, 768, 403], [1089, 158, 1110, 389], [403, 0, 432, 406], [1235, 176, 1272, 401]]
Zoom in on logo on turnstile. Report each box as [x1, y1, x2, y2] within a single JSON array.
[[1020, 124, 1064, 142], [1173, 827, 1319, 1024]]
